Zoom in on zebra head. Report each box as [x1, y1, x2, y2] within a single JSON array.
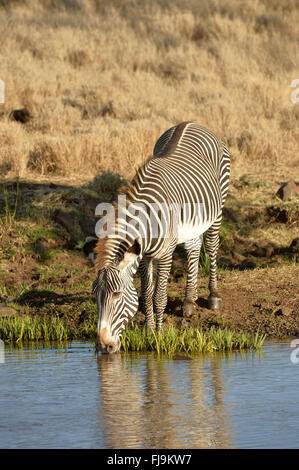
[[93, 240, 141, 353]]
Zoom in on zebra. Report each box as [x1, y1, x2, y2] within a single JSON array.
[[93, 121, 230, 353]]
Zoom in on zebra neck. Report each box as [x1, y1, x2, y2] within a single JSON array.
[[103, 234, 143, 275]]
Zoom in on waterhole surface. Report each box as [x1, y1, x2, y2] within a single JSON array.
[[0, 340, 298, 448]]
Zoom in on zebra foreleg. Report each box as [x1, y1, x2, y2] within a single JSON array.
[[183, 236, 202, 317], [153, 253, 173, 331], [139, 257, 155, 330], [205, 215, 222, 310]]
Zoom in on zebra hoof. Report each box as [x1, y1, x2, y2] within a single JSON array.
[[208, 295, 222, 310], [183, 299, 196, 317]]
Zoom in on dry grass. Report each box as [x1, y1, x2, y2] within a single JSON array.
[[0, 0, 298, 184]]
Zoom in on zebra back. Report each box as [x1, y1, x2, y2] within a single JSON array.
[[153, 121, 230, 208]]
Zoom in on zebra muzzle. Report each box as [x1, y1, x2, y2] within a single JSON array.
[[97, 327, 120, 354]]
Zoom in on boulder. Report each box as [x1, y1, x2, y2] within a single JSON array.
[[290, 238, 299, 251], [10, 108, 31, 123], [276, 180, 299, 201], [231, 251, 246, 263], [78, 215, 96, 236], [237, 259, 256, 271], [54, 209, 76, 233], [251, 244, 275, 258], [218, 257, 234, 269]]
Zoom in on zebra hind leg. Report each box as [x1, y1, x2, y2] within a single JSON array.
[[183, 236, 202, 317], [205, 216, 222, 310]]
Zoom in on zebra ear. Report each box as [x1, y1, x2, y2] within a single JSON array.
[[117, 239, 141, 270]]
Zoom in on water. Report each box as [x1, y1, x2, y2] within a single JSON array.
[[0, 340, 299, 449]]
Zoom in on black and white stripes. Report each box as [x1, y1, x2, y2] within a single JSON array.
[[94, 122, 230, 353]]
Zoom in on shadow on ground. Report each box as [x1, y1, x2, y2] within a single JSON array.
[[17, 289, 93, 308]]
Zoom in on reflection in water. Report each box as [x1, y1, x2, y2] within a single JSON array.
[[97, 353, 236, 448], [97, 353, 144, 447], [2, 341, 299, 448]]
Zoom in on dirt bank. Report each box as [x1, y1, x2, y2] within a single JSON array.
[[0, 176, 298, 340], [161, 264, 299, 337]]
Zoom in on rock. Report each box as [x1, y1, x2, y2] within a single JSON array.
[[231, 251, 246, 263], [237, 259, 256, 271], [276, 180, 299, 201], [218, 257, 234, 269], [10, 108, 31, 123], [290, 238, 299, 251], [251, 244, 275, 258], [79, 215, 96, 236], [251, 246, 265, 257], [54, 209, 75, 233], [264, 244, 275, 257], [85, 198, 98, 212], [34, 239, 47, 255], [0, 303, 17, 317]]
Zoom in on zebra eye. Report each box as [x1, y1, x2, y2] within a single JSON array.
[[112, 291, 122, 300]]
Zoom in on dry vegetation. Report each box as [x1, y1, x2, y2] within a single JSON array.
[[0, 0, 298, 183], [0, 0, 298, 342]]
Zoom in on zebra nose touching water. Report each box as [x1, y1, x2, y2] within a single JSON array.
[[93, 122, 231, 353]]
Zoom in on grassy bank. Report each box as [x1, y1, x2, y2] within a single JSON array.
[[0, 315, 266, 354], [121, 324, 266, 355]]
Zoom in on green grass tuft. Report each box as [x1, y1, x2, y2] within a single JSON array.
[[0, 315, 266, 354], [0, 315, 70, 342], [121, 324, 266, 355]]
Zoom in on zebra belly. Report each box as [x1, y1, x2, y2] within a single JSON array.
[[176, 221, 212, 244]]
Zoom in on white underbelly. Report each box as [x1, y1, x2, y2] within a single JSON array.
[[176, 222, 212, 244]]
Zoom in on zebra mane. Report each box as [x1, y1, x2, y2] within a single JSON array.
[[94, 184, 136, 270], [94, 153, 158, 270], [95, 237, 109, 270]]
